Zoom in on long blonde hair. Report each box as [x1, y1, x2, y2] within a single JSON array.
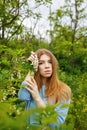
[[34, 49, 71, 103]]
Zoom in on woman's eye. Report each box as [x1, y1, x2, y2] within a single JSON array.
[[39, 62, 43, 65], [49, 61, 52, 64]]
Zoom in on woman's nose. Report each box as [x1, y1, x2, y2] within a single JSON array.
[[45, 62, 49, 67]]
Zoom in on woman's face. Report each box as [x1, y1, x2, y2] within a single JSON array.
[[38, 54, 52, 78]]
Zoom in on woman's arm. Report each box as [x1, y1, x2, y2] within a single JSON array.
[[25, 78, 46, 108]]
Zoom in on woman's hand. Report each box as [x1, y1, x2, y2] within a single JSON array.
[[24, 72, 32, 81], [24, 77, 46, 108], [25, 77, 39, 100], [27, 51, 36, 62], [27, 51, 38, 72]]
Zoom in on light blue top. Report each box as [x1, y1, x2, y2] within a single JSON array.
[[18, 81, 70, 129]]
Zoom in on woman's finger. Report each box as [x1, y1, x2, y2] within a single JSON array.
[[31, 77, 37, 86], [26, 86, 33, 93], [25, 80, 34, 89]]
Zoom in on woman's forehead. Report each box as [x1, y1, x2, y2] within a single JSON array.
[[39, 54, 51, 60]]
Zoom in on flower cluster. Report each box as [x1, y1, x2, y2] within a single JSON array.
[[31, 54, 38, 72], [20, 54, 38, 88]]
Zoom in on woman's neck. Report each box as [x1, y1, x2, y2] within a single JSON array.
[[42, 78, 46, 85]]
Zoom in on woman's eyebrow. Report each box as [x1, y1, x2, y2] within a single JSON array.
[[39, 59, 51, 62], [39, 60, 44, 62]]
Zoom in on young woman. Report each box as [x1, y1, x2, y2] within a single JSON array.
[[18, 49, 71, 129]]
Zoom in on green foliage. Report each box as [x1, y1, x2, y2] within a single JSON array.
[[0, 35, 87, 129], [0, 0, 25, 39], [59, 71, 87, 130], [50, 40, 87, 74], [0, 102, 26, 130], [48, 0, 87, 74], [0, 100, 74, 130]]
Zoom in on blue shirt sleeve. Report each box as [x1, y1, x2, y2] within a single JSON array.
[[55, 100, 70, 124], [18, 81, 31, 101]]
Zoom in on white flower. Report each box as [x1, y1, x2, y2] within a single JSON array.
[[31, 53, 38, 72]]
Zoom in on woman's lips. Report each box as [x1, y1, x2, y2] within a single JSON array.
[[44, 70, 51, 73]]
